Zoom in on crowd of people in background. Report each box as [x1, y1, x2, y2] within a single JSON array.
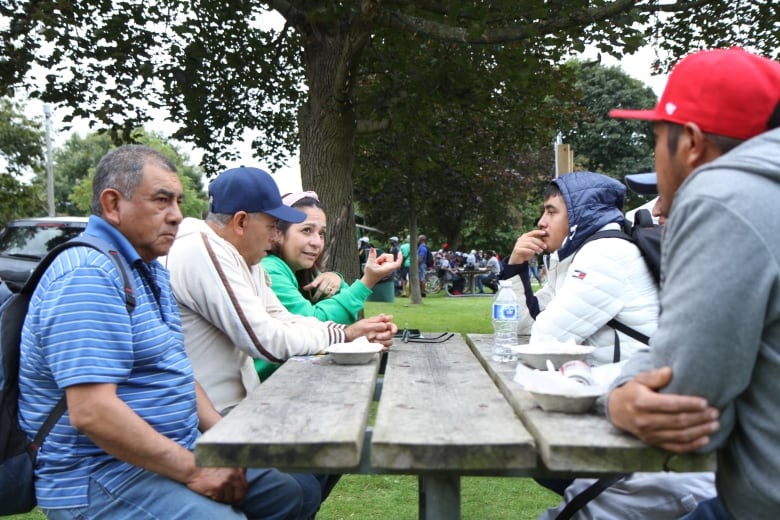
[[359, 234, 548, 297]]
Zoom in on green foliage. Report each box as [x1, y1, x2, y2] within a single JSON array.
[[354, 34, 574, 254], [3, 0, 774, 284], [44, 131, 113, 215], [0, 96, 47, 223], [0, 173, 46, 224], [653, 2, 780, 70], [561, 60, 656, 179], [0, 97, 44, 176], [3, 1, 772, 174], [58, 129, 207, 218]]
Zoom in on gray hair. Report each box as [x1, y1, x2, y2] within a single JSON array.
[[91, 145, 177, 215], [205, 212, 233, 226]]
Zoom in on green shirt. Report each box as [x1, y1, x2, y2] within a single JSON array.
[[400, 242, 411, 267], [261, 253, 371, 325]]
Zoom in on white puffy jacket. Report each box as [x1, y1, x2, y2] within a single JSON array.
[[512, 222, 659, 365]]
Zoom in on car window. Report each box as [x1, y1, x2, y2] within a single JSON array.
[[0, 225, 85, 258]]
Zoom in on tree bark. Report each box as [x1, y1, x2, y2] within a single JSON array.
[[297, 27, 362, 284]]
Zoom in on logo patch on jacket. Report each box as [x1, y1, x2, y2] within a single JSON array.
[[572, 270, 587, 280]]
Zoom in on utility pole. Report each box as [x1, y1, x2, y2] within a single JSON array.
[[44, 103, 55, 217]]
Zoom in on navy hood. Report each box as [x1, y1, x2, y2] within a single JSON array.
[[552, 171, 626, 261]]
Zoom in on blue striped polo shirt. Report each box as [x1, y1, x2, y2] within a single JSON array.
[[17, 216, 198, 509]]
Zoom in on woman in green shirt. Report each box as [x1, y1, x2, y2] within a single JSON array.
[[256, 191, 402, 378]]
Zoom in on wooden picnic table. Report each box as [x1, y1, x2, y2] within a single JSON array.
[[195, 333, 714, 519], [444, 268, 493, 297]]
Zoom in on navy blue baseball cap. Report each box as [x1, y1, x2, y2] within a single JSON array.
[[208, 167, 306, 223], [624, 172, 657, 196]]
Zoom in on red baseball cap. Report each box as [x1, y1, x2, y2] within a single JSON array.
[[609, 48, 780, 140]]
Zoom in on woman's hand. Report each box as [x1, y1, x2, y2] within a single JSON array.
[[362, 248, 403, 288], [304, 271, 343, 301], [345, 314, 397, 347]]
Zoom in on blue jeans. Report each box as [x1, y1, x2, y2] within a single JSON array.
[[680, 497, 731, 520], [43, 467, 321, 520]]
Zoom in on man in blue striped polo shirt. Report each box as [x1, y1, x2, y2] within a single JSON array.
[[18, 145, 313, 519]]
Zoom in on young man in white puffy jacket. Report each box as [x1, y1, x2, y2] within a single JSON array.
[[501, 171, 714, 519], [504, 170, 657, 364]]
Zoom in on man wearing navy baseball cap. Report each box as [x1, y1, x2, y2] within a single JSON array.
[[165, 166, 396, 513], [207, 166, 307, 223], [607, 48, 780, 519]]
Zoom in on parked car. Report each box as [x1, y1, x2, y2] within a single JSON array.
[[0, 217, 89, 292]]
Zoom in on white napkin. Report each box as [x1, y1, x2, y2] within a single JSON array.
[[513, 362, 605, 396]]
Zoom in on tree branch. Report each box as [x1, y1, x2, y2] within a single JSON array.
[[267, 0, 307, 26], [639, 0, 715, 13], [357, 118, 390, 134], [378, 0, 712, 44], [333, 1, 378, 105]]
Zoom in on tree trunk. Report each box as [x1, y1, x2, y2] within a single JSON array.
[[297, 28, 361, 284]]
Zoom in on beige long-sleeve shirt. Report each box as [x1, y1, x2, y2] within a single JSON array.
[[165, 218, 346, 413]]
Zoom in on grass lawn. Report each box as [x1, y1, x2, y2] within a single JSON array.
[[11, 290, 561, 519]]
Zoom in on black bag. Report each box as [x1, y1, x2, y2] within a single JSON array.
[[0, 235, 136, 515], [425, 248, 434, 268], [581, 209, 661, 285]]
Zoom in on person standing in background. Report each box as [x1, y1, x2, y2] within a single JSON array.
[[528, 254, 543, 285], [417, 234, 430, 297], [388, 236, 402, 296], [399, 235, 411, 297]]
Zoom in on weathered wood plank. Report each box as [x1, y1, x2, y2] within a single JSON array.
[[196, 355, 378, 471], [371, 336, 537, 472], [466, 333, 716, 473]]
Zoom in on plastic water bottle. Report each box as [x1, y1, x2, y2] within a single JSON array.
[[492, 280, 520, 362]]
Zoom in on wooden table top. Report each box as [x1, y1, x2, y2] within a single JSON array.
[[371, 339, 536, 472], [465, 333, 716, 474], [196, 333, 714, 476]]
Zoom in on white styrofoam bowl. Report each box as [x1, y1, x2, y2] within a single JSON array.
[[528, 388, 602, 414], [325, 341, 383, 365]]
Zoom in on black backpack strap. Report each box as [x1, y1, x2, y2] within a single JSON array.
[[611, 329, 621, 363], [576, 228, 633, 252], [28, 396, 66, 461], [555, 474, 629, 520], [607, 318, 650, 345]]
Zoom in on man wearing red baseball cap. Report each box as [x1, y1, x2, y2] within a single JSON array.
[[607, 48, 780, 519]]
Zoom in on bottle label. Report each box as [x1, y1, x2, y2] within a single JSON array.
[[492, 303, 519, 320]]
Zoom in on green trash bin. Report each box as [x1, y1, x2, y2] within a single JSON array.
[[367, 278, 395, 303]]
